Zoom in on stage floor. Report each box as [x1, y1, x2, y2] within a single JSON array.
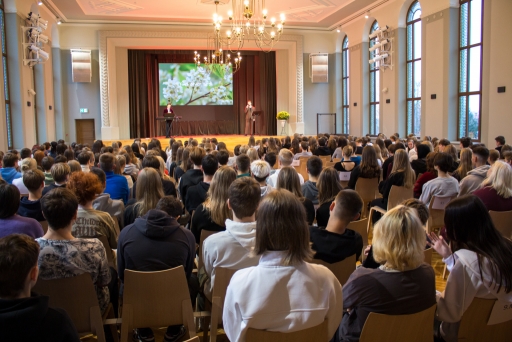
[[102, 135, 285, 153]]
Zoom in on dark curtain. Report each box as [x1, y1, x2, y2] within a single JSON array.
[[128, 50, 277, 138]]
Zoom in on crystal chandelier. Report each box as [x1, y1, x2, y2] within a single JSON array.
[[193, 31, 242, 76]]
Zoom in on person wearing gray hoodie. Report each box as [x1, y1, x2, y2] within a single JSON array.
[[202, 177, 261, 300], [458, 146, 490, 197], [90, 167, 125, 228]]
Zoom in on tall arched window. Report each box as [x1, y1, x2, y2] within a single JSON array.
[[459, 0, 483, 140], [406, 1, 421, 136], [342, 36, 349, 134], [369, 21, 379, 135], [0, 1, 11, 149]]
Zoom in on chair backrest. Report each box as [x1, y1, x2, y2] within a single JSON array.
[[212, 267, 238, 302], [309, 255, 356, 286], [387, 186, 413, 210], [198, 229, 221, 270], [123, 266, 193, 328], [38, 221, 48, 233], [423, 248, 433, 265], [359, 304, 436, 342], [184, 337, 200, 342], [33, 273, 102, 334], [426, 195, 456, 233], [319, 155, 331, 164], [97, 235, 115, 267], [332, 158, 341, 163], [355, 177, 379, 203], [298, 156, 311, 181], [246, 319, 328, 342], [347, 218, 369, 247], [458, 298, 512, 341], [489, 210, 512, 240]]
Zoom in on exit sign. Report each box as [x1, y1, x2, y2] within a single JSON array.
[[80, 108, 89, 114]]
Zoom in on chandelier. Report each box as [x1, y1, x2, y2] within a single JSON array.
[[193, 33, 242, 76]]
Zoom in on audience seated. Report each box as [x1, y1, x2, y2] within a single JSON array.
[[473, 160, 512, 211], [77, 151, 95, 173], [186, 154, 218, 213], [1, 153, 21, 184], [337, 205, 436, 341], [414, 152, 438, 198], [268, 149, 304, 188], [0, 183, 44, 239], [42, 162, 70, 196], [99, 153, 129, 204], [451, 148, 473, 182], [459, 146, 490, 196], [347, 146, 381, 190], [13, 158, 37, 194], [250, 160, 273, 197], [17, 170, 46, 222], [410, 144, 430, 178], [115, 154, 133, 189], [235, 154, 251, 178], [124, 168, 164, 226], [90, 167, 125, 228], [263, 152, 277, 176], [203, 177, 261, 300], [428, 195, 512, 342], [178, 147, 205, 204], [332, 137, 348, 160], [67, 172, 118, 249], [420, 153, 460, 204], [495, 135, 505, 153], [133, 155, 177, 198], [216, 149, 229, 166], [36, 188, 112, 314], [310, 190, 363, 263], [316, 167, 344, 227], [223, 189, 343, 342], [276, 166, 315, 225], [334, 145, 356, 172], [293, 141, 313, 160], [302, 156, 322, 204], [0, 234, 80, 342], [488, 149, 500, 166], [191, 166, 236, 243], [117, 196, 196, 342], [41, 156, 54, 186]]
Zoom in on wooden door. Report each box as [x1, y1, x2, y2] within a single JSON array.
[[75, 119, 95, 146]]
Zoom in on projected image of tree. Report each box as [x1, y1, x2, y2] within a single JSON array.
[[159, 63, 233, 106]]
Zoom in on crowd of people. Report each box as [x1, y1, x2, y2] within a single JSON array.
[[0, 133, 511, 342]]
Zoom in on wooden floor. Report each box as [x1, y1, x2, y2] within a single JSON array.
[[102, 135, 286, 155]]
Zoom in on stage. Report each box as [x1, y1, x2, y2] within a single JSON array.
[[102, 135, 285, 153]]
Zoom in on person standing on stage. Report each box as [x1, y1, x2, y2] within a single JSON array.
[[244, 100, 255, 136], [164, 102, 175, 138]]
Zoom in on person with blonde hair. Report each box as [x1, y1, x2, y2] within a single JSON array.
[[12, 158, 37, 195], [451, 148, 473, 181], [124, 168, 164, 226], [267, 148, 304, 188], [42, 162, 71, 196], [276, 166, 315, 225], [223, 189, 343, 342], [191, 166, 236, 243], [334, 145, 356, 172], [339, 205, 436, 341], [473, 160, 512, 211], [250, 160, 272, 197], [246, 147, 259, 164], [67, 160, 81, 174]]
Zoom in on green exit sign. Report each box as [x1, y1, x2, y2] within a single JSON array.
[[80, 108, 89, 114]]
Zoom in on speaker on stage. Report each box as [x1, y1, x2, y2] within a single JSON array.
[[71, 49, 92, 83]]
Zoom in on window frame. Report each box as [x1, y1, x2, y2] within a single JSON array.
[[406, 1, 422, 136], [341, 36, 349, 134], [369, 21, 380, 135], [0, 0, 12, 149], [457, 0, 484, 141]]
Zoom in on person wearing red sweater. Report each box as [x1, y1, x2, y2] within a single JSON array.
[[414, 152, 437, 199], [473, 160, 512, 211]]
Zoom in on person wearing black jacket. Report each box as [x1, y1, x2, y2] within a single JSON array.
[[178, 147, 205, 205], [185, 155, 217, 213], [313, 137, 331, 157], [411, 144, 430, 178], [117, 197, 198, 342], [0, 234, 80, 342]]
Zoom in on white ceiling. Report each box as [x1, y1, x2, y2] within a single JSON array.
[[46, 0, 380, 29]]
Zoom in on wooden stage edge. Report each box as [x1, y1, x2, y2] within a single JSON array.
[[102, 135, 286, 154]]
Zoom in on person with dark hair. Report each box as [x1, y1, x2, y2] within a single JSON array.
[[235, 154, 251, 178], [382, 142, 406, 180], [410, 144, 431, 177], [314, 137, 331, 156], [428, 195, 512, 342], [36, 188, 111, 314], [117, 195, 197, 342], [0, 183, 43, 239], [419, 153, 459, 204], [131, 143, 144, 160], [459, 146, 490, 196], [41, 156, 54, 186], [293, 141, 312, 159], [301, 156, 323, 204], [347, 146, 381, 190], [203, 177, 261, 300], [459, 137, 472, 150], [438, 139, 451, 152], [0, 153, 21, 184], [316, 168, 344, 227], [215, 150, 228, 166], [178, 147, 205, 205], [414, 152, 438, 198], [17, 170, 46, 222], [310, 190, 364, 263], [264, 152, 277, 176], [0, 234, 80, 342], [77, 151, 95, 173], [495, 135, 505, 152], [186, 155, 218, 213], [20, 148, 31, 160], [99, 153, 129, 204], [55, 143, 67, 156], [276, 167, 315, 225], [130, 155, 176, 199]]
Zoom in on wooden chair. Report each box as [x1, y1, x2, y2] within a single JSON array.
[[97, 235, 116, 269], [325, 161, 336, 168], [184, 337, 200, 342], [333, 158, 341, 163], [348, 219, 369, 260], [368, 185, 414, 223], [309, 255, 356, 286], [33, 273, 118, 342], [246, 319, 328, 342], [458, 298, 512, 341], [489, 210, 512, 239], [423, 248, 433, 265], [319, 155, 331, 164], [298, 156, 311, 182], [120, 267, 196, 342], [355, 177, 379, 218], [425, 195, 456, 234], [209, 267, 238, 342], [38, 220, 48, 233], [359, 304, 436, 342], [197, 229, 221, 271]]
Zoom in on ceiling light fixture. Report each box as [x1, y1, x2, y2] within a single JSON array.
[[57, 19, 62, 25], [365, 11, 369, 19], [38, 1, 43, 5], [337, 29, 340, 33]]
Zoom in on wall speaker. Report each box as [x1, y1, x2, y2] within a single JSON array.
[[71, 49, 92, 83], [309, 53, 328, 83]]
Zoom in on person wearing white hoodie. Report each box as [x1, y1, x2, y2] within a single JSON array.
[[458, 146, 490, 196], [202, 177, 261, 300], [428, 195, 512, 342]]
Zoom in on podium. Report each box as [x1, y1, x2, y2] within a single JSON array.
[[252, 110, 263, 135], [156, 116, 182, 138]]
